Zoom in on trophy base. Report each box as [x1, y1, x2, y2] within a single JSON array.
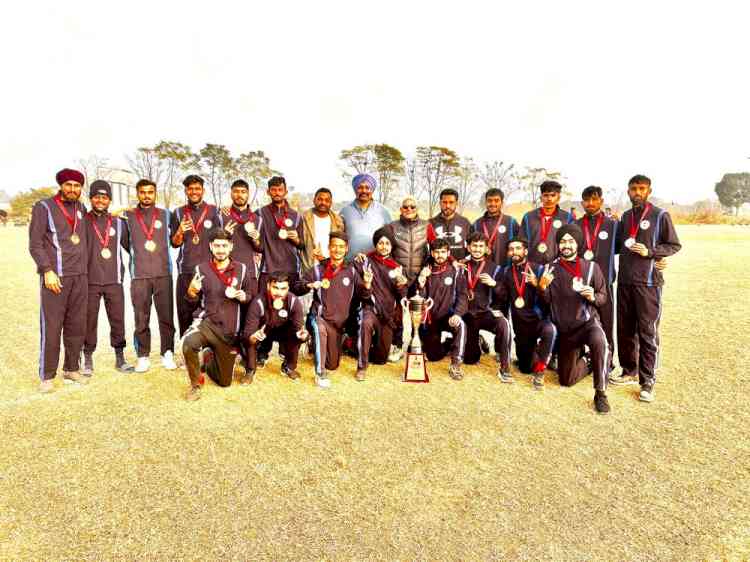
[[403, 352, 429, 383]]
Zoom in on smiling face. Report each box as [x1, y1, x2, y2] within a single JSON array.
[[314, 191, 332, 215], [91, 193, 111, 213], [376, 236, 392, 257], [485, 194, 503, 216], [329, 237, 348, 262], [60, 180, 82, 202], [558, 233, 578, 259], [185, 182, 204, 205], [468, 239, 487, 260], [507, 241, 527, 264], [400, 198, 417, 220], [356, 183, 373, 204], [210, 238, 233, 262]]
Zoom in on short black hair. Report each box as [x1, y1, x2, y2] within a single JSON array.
[[314, 187, 332, 198], [430, 238, 450, 252], [540, 180, 562, 193], [485, 188, 504, 201], [508, 236, 528, 249], [231, 179, 249, 189], [183, 174, 205, 188], [268, 176, 286, 188], [582, 185, 603, 199], [136, 179, 156, 191], [329, 231, 348, 244], [628, 174, 651, 187], [439, 188, 459, 200], [267, 271, 290, 285], [209, 227, 231, 243], [467, 232, 487, 245]]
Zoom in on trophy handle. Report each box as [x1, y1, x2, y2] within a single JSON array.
[[400, 297, 409, 310], [423, 298, 434, 312]]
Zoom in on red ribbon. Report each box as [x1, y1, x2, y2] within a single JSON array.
[[558, 256, 582, 279], [53, 195, 79, 235], [270, 203, 289, 228], [481, 214, 504, 248], [466, 259, 487, 291], [230, 206, 255, 225], [367, 251, 400, 270], [184, 204, 210, 235], [209, 260, 236, 287], [88, 212, 112, 249], [512, 263, 530, 300], [323, 259, 345, 280], [538, 208, 555, 246], [628, 203, 652, 240], [135, 206, 157, 241], [582, 213, 604, 252]]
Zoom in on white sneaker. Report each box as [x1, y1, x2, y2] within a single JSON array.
[[161, 350, 178, 370], [388, 345, 403, 363], [135, 357, 150, 373], [315, 373, 331, 389]]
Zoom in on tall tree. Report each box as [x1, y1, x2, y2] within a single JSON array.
[[519, 167, 563, 207], [339, 146, 375, 176], [126, 147, 164, 187], [451, 157, 479, 211], [10, 187, 57, 219], [372, 144, 405, 205], [234, 150, 281, 207], [197, 144, 234, 205], [403, 156, 421, 202], [417, 146, 460, 217], [715, 172, 750, 215], [152, 141, 196, 208], [477, 161, 519, 199]]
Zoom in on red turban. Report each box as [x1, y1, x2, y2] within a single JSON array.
[[55, 168, 85, 186]]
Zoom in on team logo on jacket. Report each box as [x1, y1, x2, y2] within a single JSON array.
[[640, 220, 650, 230], [279, 310, 288, 318], [205, 220, 213, 229], [434, 225, 463, 243], [155, 220, 162, 229], [109, 227, 116, 236], [343, 277, 351, 286], [499, 225, 507, 234], [552, 219, 562, 229], [444, 277, 453, 286], [599, 231, 609, 240], [77, 210, 83, 219]]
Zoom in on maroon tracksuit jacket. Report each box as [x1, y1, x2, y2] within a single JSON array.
[[243, 292, 305, 372], [471, 212, 521, 268], [521, 206, 575, 265], [428, 213, 472, 260]]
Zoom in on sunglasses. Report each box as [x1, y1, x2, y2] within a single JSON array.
[[402, 205, 416, 210]]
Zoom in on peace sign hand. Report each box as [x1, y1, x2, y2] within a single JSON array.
[[539, 264, 555, 291], [188, 270, 204, 297]]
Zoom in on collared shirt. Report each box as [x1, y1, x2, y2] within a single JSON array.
[[340, 200, 392, 259], [29, 195, 88, 277]]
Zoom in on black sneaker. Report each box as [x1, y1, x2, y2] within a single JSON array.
[[639, 384, 655, 402], [594, 392, 610, 414], [256, 354, 268, 369], [548, 356, 558, 372], [80, 352, 94, 377]]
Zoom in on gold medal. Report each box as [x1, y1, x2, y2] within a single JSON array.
[[321, 278, 331, 289], [514, 296, 525, 308], [70, 233, 80, 245], [583, 250, 594, 261], [272, 298, 284, 310], [101, 248, 112, 260], [537, 242, 547, 253], [192, 234, 200, 245], [144, 240, 157, 252], [278, 229, 288, 240]]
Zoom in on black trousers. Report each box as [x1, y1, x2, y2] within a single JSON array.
[[247, 323, 301, 372], [84, 284, 126, 353], [38, 274, 87, 380], [176, 272, 200, 337], [422, 315, 466, 363], [513, 317, 557, 374], [598, 283, 615, 372], [357, 308, 393, 370], [617, 284, 662, 386], [183, 321, 239, 388], [558, 320, 609, 391], [463, 311, 511, 367], [131, 276, 175, 358], [308, 314, 343, 375]]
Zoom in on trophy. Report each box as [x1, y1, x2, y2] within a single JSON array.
[[401, 295, 433, 383]]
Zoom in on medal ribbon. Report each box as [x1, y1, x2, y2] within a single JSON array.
[[88, 212, 112, 249], [367, 251, 400, 270], [512, 263, 530, 300], [323, 260, 345, 280], [538, 208, 555, 245], [53, 195, 79, 235], [230, 206, 255, 225], [628, 203, 652, 240], [184, 204, 210, 235], [558, 256, 582, 279], [467, 259, 487, 291], [135, 206, 157, 241], [582, 213, 604, 252], [481, 213, 504, 248], [270, 203, 289, 228], [209, 260, 236, 287]]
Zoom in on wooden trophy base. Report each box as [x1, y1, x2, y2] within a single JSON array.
[[403, 352, 429, 383]]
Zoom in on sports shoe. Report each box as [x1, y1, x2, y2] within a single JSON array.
[[532, 373, 544, 390], [388, 345, 403, 363], [161, 350, 178, 370], [63, 371, 85, 385], [186, 386, 202, 401], [316, 371, 331, 389], [479, 337, 490, 355], [355, 369, 366, 382], [240, 370, 255, 385], [609, 371, 638, 386], [497, 367, 514, 384], [281, 362, 300, 382], [135, 356, 150, 373], [39, 379, 54, 393], [448, 361, 463, 380], [80, 352, 94, 377], [115, 349, 134, 373], [639, 384, 655, 403], [256, 353, 268, 369], [548, 356, 558, 372], [594, 391, 611, 414]]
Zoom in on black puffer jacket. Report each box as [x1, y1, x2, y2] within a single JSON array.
[[389, 217, 429, 282]]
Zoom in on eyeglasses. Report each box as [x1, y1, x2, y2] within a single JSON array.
[[402, 205, 416, 210]]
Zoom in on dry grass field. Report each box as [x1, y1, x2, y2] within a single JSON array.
[[0, 225, 748, 561]]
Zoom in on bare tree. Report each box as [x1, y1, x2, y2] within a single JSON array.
[[77, 155, 110, 192], [519, 167, 563, 207], [152, 141, 196, 208], [197, 144, 234, 206], [477, 161, 520, 200], [417, 146, 460, 217], [234, 150, 281, 208], [126, 147, 164, 187], [451, 157, 480, 212]]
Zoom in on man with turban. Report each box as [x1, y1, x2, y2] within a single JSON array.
[[29, 168, 89, 392], [340, 174, 392, 260]]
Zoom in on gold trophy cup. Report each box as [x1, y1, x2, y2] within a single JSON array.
[[401, 295, 433, 383]]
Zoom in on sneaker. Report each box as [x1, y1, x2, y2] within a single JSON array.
[[256, 354, 268, 369], [388, 345, 403, 363], [240, 371, 255, 386], [39, 379, 54, 393], [609, 371, 638, 386], [63, 371, 85, 385], [135, 356, 150, 373], [532, 373, 544, 390], [639, 385, 655, 403], [80, 352, 94, 377], [448, 362, 463, 380], [315, 371, 331, 389], [186, 386, 202, 401], [161, 350, 178, 370], [355, 369, 366, 382], [479, 337, 490, 355], [115, 349, 134, 373], [548, 356, 558, 372], [497, 368, 514, 384], [281, 363, 301, 382], [594, 392, 611, 414]]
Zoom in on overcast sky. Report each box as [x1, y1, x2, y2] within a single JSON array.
[[1, 1, 748, 204]]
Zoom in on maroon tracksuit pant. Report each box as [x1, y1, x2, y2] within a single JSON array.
[[131, 276, 175, 357], [183, 321, 238, 387], [84, 284, 126, 353], [463, 311, 511, 367], [617, 284, 661, 387], [38, 274, 87, 380], [357, 308, 393, 370], [247, 323, 301, 372], [558, 320, 609, 391]]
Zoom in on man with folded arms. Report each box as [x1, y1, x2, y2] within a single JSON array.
[[244, 272, 307, 383], [29, 168, 89, 392], [183, 228, 255, 401], [537, 224, 611, 414], [81, 179, 133, 376]]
